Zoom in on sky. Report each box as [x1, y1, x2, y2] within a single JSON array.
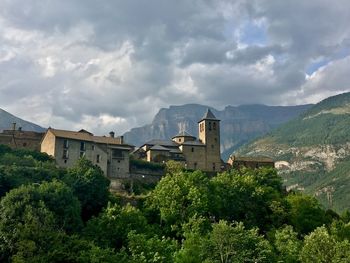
[[0, 0, 349, 135]]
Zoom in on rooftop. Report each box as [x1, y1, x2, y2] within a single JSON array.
[[48, 128, 132, 148], [198, 108, 220, 122], [172, 131, 196, 139]]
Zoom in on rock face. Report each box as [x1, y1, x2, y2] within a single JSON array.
[[237, 92, 350, 212], [0, 108, 45, 132], [123, 103, 312, 160]]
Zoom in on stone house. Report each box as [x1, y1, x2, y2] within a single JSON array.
[[40, 128, 134, 184], [132, 109, 223, 172], [0, 123, 44, 151], [228, 155, 275, 169]]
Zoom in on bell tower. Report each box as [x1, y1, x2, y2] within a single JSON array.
[[198, 109, 221, 172]]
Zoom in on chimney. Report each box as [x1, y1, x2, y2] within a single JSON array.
[[12, 122, 16, 131], [109, 131, 115, 138]]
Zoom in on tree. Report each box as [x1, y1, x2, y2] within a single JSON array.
[[300, 226, 337, 263], [83, 203, 149, 249], [64, 158, 110, 221], [211, 169, 287, 231], [127, 231, 178, 263], [148, 170, 211, 235], [286, 193, 329, 235], [274, 225, 302, 263], [205, 221, 274, 263]]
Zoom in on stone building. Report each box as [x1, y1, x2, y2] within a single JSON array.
[[132, 109, 223, 172], [228, 155, 275, 169], [40, 128, 134, 184], [0, 123, 44, 151]]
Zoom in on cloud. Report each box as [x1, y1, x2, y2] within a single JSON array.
[[0, 0, 349, 134]]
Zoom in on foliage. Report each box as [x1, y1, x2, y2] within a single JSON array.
[[83, 203, 149, 249], [127, 231, 178, 263], [149, 170, 211, 235], [130, 158, 165, 172], [273, 225, 302, 263], [205, 221, 274, 263], [64, 158, 110, 221], [286, 193, 330, 235]]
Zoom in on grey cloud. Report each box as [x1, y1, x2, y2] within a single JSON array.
[[0, 0, 349, 134]]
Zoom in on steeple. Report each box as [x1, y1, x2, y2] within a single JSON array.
[[198, 108, 219, 122]]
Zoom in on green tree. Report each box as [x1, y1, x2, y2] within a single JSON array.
[[83, 203, 149, 249], [205, 221, 274, 263], [127, 231, 178, 263], [211, 169, 287, 231], [274, 225, 302, 263], [299, 226, 337, 263], [286, 193, 329, 235], [149, 170, 211, 235], [64, 158, 110, 221]]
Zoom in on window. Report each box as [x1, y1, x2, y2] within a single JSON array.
[[112, 149, 123, 159], [23, 142, 27, 147], [209, 122, 212, 131], [211, 144, 214, 149], [194, 162, 197, 169], [212, 163, 216, 171], [63, 149, 69, 159], [92, 145, 95, 150], [179, 138, 182, 142], [191, 147, 194, 152], [63, 139, 69, 149], [213, 122, 216, 130], [96, 154, 100, 163], [80, 142, 86, 151], [214, 138, 217, 143]]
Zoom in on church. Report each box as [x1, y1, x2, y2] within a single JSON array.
[[132, 109, 223, 172]]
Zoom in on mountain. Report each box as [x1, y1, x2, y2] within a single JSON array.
[[0, 108, 45, 132], [236, 92, 350, 212], [123, 103, 312, 160]]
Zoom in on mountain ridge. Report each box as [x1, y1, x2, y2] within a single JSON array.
[[123, 103, 313, 160], [236, 91, 350, 212], [0, 108, 45, 132]]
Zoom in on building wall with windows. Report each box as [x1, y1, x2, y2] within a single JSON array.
[[41, 128, 133, 179]]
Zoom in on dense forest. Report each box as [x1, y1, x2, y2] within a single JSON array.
[[1, 145, 350, 262]]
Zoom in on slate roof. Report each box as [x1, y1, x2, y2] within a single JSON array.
[[172, 131, 196, 139], [144, 139, 178, 147], [198, 109, 220, 122], [150, 144, 171, 151]]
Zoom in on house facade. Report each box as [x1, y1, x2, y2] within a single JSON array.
[[41, 128, 134, 181], [0, 123, 44, 151], [132, 109, 223, 172]]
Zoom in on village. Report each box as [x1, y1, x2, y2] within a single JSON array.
[[0, 109, 274, 190]]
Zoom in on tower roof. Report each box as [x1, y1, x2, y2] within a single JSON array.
[[198, 108, 220, 122]]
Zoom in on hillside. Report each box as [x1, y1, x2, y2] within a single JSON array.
[[123, 103, 312, 160], [0, 108, 45, 132], [237, 92, 350, 212]]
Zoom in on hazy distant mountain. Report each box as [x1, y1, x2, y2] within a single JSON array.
[[236, 92, 350, 212], [123, 103, 312, 160], [0, 108, 45, 132]]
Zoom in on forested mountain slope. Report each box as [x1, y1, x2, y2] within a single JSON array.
[[237, 92, 350, 212]]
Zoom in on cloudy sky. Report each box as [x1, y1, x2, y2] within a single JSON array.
[[0, 0, 349, 135]]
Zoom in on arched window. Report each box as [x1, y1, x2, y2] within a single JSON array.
[[213, 122, 216, 130], [209, 122, 212, 131]]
